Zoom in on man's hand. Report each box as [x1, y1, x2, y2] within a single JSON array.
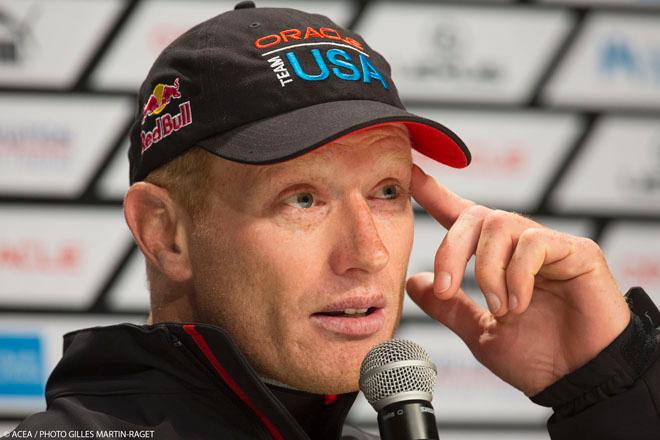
[[405, 164, 631, 396]]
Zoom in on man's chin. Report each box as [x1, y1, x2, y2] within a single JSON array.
[[253, 320, 398, 395], [281, 371, 361, 395], [277, 338, 393, 394]]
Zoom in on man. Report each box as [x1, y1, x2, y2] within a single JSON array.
[[6, 2, 660, 439]]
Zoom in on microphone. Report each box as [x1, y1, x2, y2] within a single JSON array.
[[359, 339, 439, 440]]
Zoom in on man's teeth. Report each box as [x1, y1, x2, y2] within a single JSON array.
[[317, 308, 373, 317], [344, 308, 368, 315]]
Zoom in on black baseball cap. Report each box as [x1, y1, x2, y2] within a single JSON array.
[[128, 1, 470, 184]]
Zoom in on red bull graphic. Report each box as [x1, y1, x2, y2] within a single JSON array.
[[141, 77, 182, 124], [140, 101, 192, 154], [140, 77, 193, 154]]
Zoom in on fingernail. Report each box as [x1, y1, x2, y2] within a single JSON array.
[[485, 293, 501, 314], [509, 295, 518, 311], [435, 271, 451, 295], [419, 272, 434, 287]]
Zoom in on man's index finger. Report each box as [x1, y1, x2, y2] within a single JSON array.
[[411, 164, 474, 229]]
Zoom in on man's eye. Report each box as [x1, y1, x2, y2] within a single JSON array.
[[377, 184, 399, 200], [284, 192, 315, 209]]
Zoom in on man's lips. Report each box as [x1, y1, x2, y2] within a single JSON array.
[[310, 295, 386, 337], [310, 309, 385, 337], [313, 295, 386, 314]]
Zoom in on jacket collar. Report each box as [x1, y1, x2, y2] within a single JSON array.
[[47, 322, 358, 440]]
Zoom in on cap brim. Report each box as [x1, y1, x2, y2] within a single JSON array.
[[197, 100, 470, 168]]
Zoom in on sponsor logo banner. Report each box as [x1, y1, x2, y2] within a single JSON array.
[[544, 13, 660, 109], [0, 0, 123, 87], [539, 0, 660, 8], [551, 117, 660, 214], [600, 222, 660, 304], [356, 3, 572, 102], [0, 207, 130, 308], [0, 95, 132, 197], [0, 335, 44, 397], [408, 108, 583, 210]]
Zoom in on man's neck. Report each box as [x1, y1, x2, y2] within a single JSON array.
[[259, 374, 300, 390], [263, 380, 356, 440]]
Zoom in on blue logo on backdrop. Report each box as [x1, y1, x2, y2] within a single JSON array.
[[599, 36, 660, 85], [0, 334, 44, 396]]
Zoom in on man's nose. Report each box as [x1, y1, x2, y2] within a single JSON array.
[[328, 194, 389, 276]]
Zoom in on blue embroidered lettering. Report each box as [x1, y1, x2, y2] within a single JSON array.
[[286, 49, 330, 81], [327, 49, 360, 81], [359, 53, 389, 89]]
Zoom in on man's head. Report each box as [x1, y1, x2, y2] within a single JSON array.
[[124, 2, 470, 394], [126, 123, 413, 393]]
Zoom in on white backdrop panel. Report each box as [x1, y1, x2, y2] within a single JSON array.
[[0, 207, 130, 309], [356, 3, 573, 103], [91, 0, 355, 90], [408, 109, 583, 210], [544, 12, 660, 109], [0, 95, 133, 197], [97, 138, 131, 200], [0, 0, 124, 87], [551, 116, 660, 214], [106, 250, 150, 312], [600, 221, 660, 304]]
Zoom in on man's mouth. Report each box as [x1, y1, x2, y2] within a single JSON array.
[[310, 297, 386, 337], [313, 307, 378, 318]]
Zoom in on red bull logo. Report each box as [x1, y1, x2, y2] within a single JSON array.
[[142, 77, 182, 125], [139, 77, 193, 154], [140, 101, 192, 154]]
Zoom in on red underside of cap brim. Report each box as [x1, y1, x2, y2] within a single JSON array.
[[331, 120, 470, 169]]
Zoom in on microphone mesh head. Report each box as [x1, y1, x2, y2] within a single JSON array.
[[359, 339, 436, 408]]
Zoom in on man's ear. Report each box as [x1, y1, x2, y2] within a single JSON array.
[[123, 182, 193, 283]]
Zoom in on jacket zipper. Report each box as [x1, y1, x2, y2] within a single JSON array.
[[170, 332, 273, 440]]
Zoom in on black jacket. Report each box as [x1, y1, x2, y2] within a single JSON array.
[[5, 287, 660, 440]]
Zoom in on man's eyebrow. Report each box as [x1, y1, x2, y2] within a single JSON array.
[[381, 150, 414, 166], [249, 162, 279, 182], [358, 148, 414, 172], [245, 135, 413, 185]]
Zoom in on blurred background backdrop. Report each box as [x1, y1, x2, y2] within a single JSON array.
[[1, 0, 660, 438]]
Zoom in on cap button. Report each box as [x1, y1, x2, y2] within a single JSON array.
[[235, 1, 256, 9]]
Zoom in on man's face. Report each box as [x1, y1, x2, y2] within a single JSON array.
[[187, 125, 414, 394]]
